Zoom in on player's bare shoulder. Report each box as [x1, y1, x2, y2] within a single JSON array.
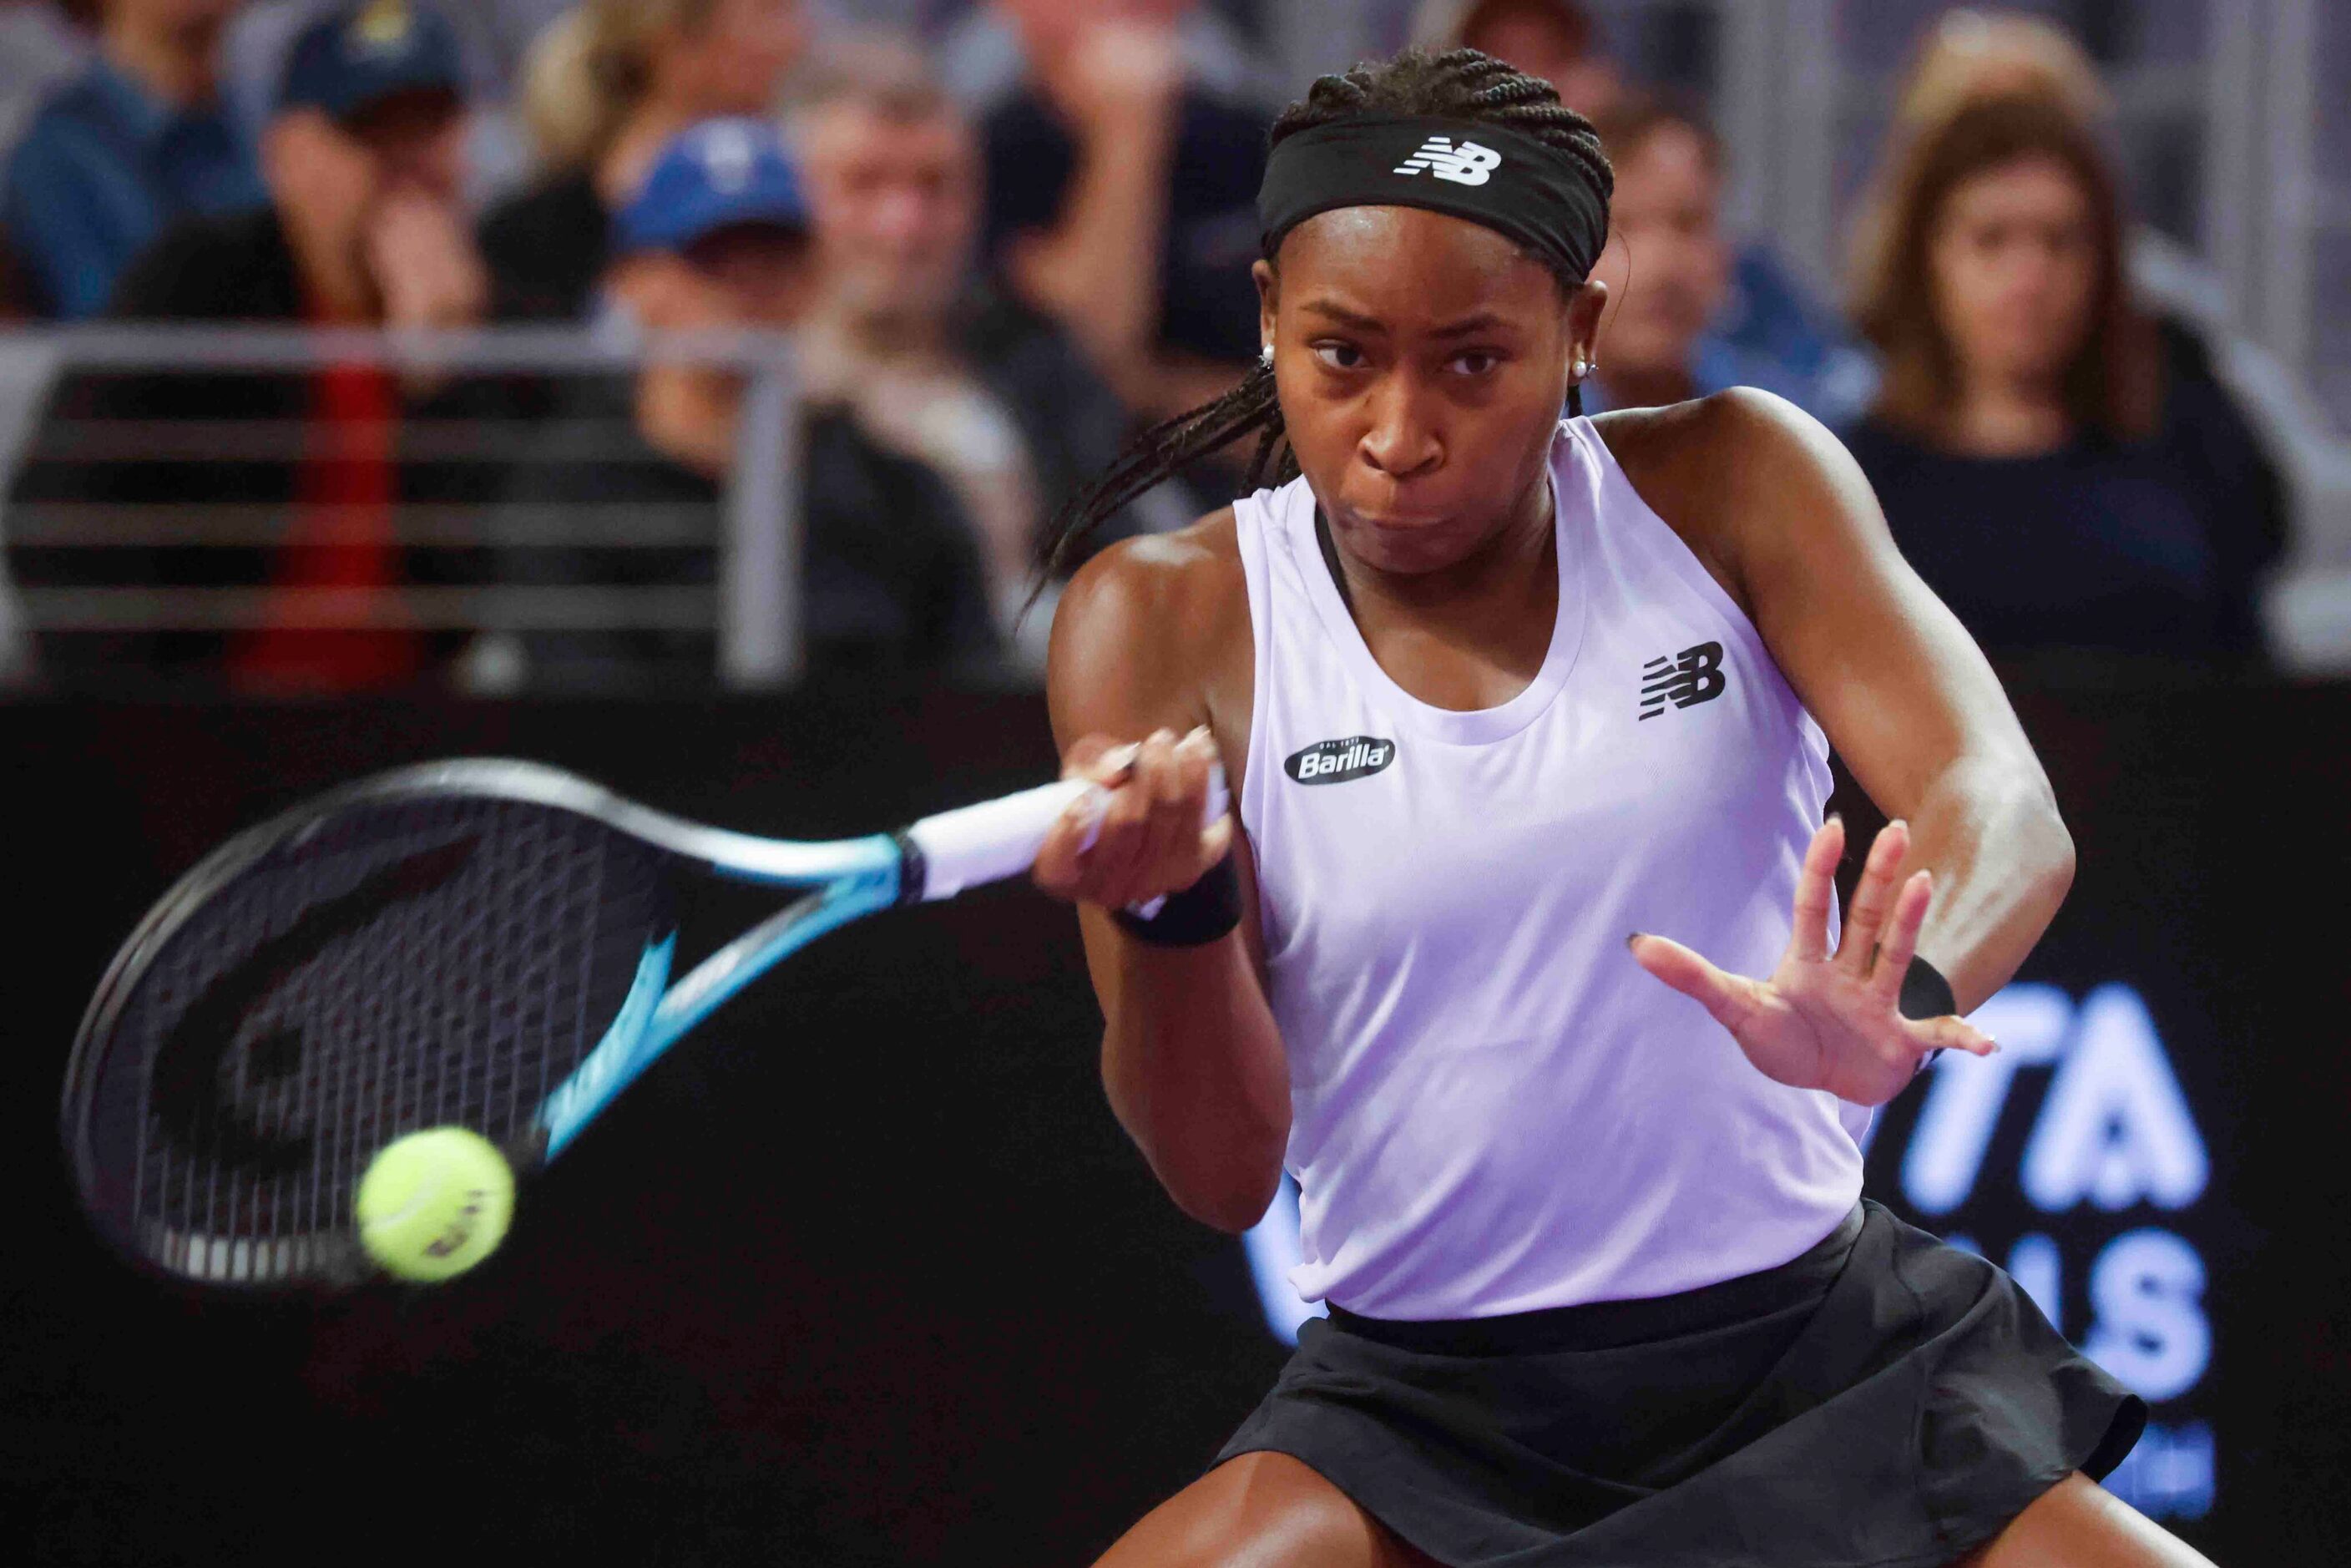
[[1058, 505, 1251, 658], [1047, 508, 1255, 749], [1594, 387, 1823, 511], [1591, 390, 1858, 616]]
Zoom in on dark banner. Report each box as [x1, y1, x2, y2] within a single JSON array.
[[5, 679, 2343, 1565]]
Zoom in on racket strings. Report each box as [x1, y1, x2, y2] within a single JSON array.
[[99, 797, 670, 1281]]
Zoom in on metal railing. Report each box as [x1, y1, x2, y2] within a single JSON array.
[[0, 324, 812, 689]]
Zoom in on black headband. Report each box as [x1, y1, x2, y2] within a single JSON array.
[[1257, 114, 1609, 282]]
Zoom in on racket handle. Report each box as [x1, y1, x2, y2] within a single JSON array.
[[902, 762, 1231, 903]]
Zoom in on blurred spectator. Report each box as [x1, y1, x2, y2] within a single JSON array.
[[3, 0, 264, 319], [1409, 0, 1623, 122], [0, 1, 88, 164], [977, 0, 1267, 421], [478, 0, 806, 321], [473, 119, 997, 692], [218, 1, 569, 214], [934, 0, 1277, 121], [1879, 8, 2113, 142], [787, 36, 1163, 666], [1843, 94, 2257, 665], [1418, 0, 1866, 421], [223, 2, 577, 134], [1851, 7, 2286, 655], [8, 0, 501, 690], [1581, 93, 1868, 423]]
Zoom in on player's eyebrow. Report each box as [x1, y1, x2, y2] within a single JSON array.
[[1297, 301, 1515, 339]]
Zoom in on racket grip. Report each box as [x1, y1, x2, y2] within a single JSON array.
[[902, 763, 1231, 903]]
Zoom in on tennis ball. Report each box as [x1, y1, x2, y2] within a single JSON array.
[[354, 1127, 515, 1282]]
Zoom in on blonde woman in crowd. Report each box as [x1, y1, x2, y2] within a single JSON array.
[[478, 0, 805, 320]]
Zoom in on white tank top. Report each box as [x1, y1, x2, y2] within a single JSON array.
[[1234, 417, 1868, 1321]]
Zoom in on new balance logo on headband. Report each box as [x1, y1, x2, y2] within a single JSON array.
[[1393, 137, 1503, 186]]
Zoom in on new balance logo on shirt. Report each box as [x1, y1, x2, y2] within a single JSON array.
[[1641, 641, 1727, 720], [1393, 137, 1503, 186]]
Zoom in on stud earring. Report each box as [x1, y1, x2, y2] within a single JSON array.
[[1261, 344, 1276, 367]]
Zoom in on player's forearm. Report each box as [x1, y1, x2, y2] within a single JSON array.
[[1901, 756, 2075, 1014], [1014, 120, 1176, 380], [1097, 929, 1291, 1234]]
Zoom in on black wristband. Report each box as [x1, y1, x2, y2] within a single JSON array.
[[1110, 855, 1241, 947], [1897, 955, 1957, 1021]]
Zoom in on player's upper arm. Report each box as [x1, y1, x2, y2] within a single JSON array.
[[1045, 511, 1243, 751], [1696, 388, 2050, 818]]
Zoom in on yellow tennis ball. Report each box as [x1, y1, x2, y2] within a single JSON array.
[[354, 1127, 515, 1282]]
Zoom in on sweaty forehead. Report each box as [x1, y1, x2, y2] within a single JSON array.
[[1276, 206, 1560, 326]]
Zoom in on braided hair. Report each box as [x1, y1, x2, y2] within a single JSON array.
[[1036, 48, 1614, 585]]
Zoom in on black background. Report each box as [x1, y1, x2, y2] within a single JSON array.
[[6, 675, 2343, 1564]]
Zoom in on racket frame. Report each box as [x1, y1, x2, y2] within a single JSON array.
[[60, 756, 1206, 1288]]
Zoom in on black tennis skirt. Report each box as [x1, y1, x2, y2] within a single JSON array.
[[1217, 1201, 2144, 1568]]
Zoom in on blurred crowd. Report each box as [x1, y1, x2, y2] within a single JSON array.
[[0, 0, 2293, 693]]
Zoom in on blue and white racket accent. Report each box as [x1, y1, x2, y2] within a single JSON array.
[[505, 761, 1228, 1161]]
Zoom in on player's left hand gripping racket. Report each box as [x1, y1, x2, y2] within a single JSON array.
[[61, 758, 1224, 1290]]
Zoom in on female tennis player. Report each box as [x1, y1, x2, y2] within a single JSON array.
[[1028, 48, 2214, 1568]]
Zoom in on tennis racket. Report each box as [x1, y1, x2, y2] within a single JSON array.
[[61, 756, 1224, 1291]]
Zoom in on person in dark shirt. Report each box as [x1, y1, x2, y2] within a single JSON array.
[[473, 118, 997, 692], [1846, 14, 2286, 666], [976, 0, 1267, 424], [478, 0, 806, 322], [787, 35, 1169, 665], [7, 0, 499, 690], [3, 0, 263, 319], [1843, 93, 2263, 666]]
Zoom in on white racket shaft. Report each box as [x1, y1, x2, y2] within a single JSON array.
[[903, 756, 1231, 903]]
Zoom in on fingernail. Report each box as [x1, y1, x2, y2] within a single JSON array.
[[1625, 931, 1644, 950], [1827, 812, 1843, 825], [1186, 724, 1212, 743], [1103, 741, 1140, 772]]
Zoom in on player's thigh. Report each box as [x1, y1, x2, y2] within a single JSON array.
[[1093, 1450, 1438, 1568], [1953, 1473, 2219, 1568]]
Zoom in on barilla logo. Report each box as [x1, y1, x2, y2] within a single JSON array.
[[1393, 137, 1503, 186], [1285, 736, 1398, 786]]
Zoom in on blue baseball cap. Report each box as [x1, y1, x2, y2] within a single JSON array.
[[277, 1, 467, 124], [616, 119, 811, 256]]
